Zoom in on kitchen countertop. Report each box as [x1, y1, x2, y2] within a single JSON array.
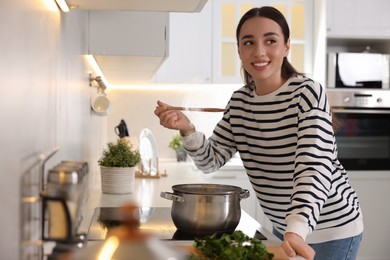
[[77, 161, 288, 257], [79, 162, 206, 232]]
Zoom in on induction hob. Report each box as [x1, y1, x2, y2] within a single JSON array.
[[87, 207, 267, 241]]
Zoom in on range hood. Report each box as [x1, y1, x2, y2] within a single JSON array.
[[89, 11, 169, 85], [66, 0, 208, 12], [84, 1, 208, 85]]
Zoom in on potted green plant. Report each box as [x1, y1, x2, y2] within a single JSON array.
[[98, 139, 141, 194], [169, 134, 187, 162]]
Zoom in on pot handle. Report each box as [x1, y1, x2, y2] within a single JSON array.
[[239, 189, 250, 200], [160, 191, 185, 203]]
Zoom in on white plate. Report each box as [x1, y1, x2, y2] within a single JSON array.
[[139, 128, 159, 175]]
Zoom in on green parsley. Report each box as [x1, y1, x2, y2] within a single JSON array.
[[189, 230, 274, 260]]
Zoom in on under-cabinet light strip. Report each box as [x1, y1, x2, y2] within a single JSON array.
[[87, 55, 109, 87]]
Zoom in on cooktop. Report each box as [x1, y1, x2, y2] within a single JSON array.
[[87, 207, 267, 241]]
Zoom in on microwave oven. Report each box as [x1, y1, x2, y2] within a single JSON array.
[[327, 52, 389, 89]]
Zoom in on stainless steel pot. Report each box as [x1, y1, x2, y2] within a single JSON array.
[[160, 183, 250, 235]]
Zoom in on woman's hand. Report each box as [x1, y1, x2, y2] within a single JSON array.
[[154, 100, 195, 136], [281, 232, 315, 260]]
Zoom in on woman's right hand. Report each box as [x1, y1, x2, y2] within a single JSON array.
[[282, 232, 315, 260], [154, 100, 195, 136]]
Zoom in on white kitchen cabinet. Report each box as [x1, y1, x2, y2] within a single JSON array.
[[152, 2, 213, 84], [326, 0, 390, 39], [155, 0, 316, 84], [348, 171, 390, 260], [212, 0, 314, 83], [89, 11, 169, 85], [65, 0, 208, 12]]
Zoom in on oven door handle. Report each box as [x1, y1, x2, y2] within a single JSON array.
[[332, 108, 390, 114]]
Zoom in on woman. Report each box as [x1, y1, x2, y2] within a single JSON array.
[[154, 6, 363, 260]]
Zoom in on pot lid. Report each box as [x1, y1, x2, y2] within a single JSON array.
[[172, 183, 242, 195]]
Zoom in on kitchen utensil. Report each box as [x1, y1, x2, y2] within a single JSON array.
[[42, 161, 88, 242], [167, 106, 225, 112], [115, 119, 130, 138], [160, 183, 250, 235], [91, 95, 111, 116]]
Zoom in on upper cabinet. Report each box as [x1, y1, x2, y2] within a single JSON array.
[[211, 0, 314, 83], [327, 0, 390, 39], [65, 0, 208, 12], [89, 11, 169, 85], [78, 0, 209, 85], [325, 0, 390, 89], [154, 0, 316, 85], [152, 2, 213, 84]]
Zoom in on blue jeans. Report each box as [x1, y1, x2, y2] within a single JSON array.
[[272, 228, 362, 260]]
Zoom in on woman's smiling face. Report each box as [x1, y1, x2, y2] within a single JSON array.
[[238, 16, 290, 88]]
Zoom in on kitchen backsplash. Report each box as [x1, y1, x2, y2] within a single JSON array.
[[106, 84, 240, 160]]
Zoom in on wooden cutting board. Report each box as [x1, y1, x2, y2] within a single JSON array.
[[267, 246, 289, 260], [177, 245, 289, 259]]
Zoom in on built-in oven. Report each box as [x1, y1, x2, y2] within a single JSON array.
[[327, 89, 390, 170]]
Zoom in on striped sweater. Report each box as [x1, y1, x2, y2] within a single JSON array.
[[184, 76, 363, 243]]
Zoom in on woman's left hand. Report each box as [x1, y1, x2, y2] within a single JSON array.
[[281, 232, 315, 260]]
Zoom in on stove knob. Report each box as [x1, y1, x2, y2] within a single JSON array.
[[377, 97, 383, 103], [343, 96, 351, 103]]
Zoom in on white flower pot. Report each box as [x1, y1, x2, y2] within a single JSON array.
[[100, 166, 135, 194]]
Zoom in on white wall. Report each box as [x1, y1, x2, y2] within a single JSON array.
[[0, 0, 106, 258], [312, 0, 327, 86], [106, 85, 239, 160]]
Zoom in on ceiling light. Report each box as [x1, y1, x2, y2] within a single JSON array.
[[54, 0, 70, 12]]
